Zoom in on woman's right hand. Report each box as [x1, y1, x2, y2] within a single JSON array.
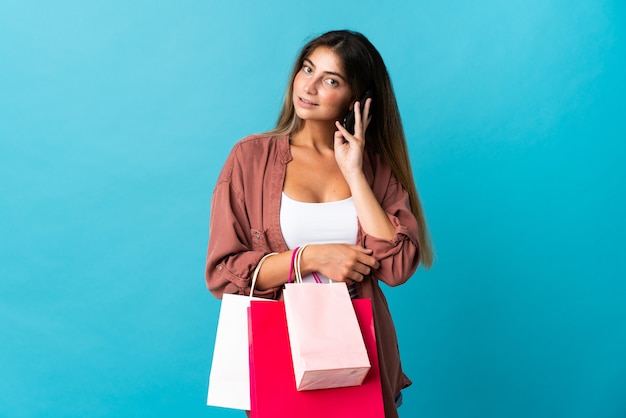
[[301, 244, 380, 285]]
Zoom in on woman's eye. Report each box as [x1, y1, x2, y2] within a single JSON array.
[[302, 65, 313, 74], [325, 78, 338, 87]]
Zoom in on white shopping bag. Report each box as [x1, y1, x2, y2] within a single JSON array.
[[207, 253, 276, 410]]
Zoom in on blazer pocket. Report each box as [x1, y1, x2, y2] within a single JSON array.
[[250, 228, 270, 252]]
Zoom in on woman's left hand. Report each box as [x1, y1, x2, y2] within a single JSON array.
[[334, 98, 372, 183]]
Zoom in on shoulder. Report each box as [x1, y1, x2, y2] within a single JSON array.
[[216, 133, 290, 185], [230, 133, 289, 157]]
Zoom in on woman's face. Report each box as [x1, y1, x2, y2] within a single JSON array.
[[292, 46, 353, 125]]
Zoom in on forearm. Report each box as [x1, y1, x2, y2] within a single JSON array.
[[253, 251, 294, 291], [255, 244, 379, 288], [347, 173, 395, 240]]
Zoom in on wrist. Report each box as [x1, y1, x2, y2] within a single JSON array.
[[344, 170, 367, 188], [298, 245, 315, 276]]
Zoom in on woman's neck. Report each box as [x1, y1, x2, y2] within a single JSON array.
[[291, 121, 336, 150]]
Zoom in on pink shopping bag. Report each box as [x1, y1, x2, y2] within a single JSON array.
[[248, 298, 384, 418], [282, 282, 370, 390]]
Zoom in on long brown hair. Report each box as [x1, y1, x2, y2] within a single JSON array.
[[270, 30, 433, 268]]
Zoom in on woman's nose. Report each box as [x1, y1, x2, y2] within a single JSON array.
[[303, 80, 317, 94]]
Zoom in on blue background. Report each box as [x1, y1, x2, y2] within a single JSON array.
[[1, 1, 625, 417]]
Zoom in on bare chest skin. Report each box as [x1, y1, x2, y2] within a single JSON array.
[[283, 144, 351, 203]]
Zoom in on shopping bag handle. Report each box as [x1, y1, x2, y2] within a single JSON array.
[[250, 252, 278, 297], [291, 245, 322, 284], [288, 246, 299, 284]]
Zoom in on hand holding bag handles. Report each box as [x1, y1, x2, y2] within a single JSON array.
[[289, 244, 322, 284]]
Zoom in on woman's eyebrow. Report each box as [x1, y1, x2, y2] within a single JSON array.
[[303, 58, 346, 81]]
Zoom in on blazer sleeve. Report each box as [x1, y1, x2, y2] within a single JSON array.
[[358, 158, 420, 287], [204, 144, 279, 300]]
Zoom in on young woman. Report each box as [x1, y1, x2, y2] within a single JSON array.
[[205, 29, 433, 418]]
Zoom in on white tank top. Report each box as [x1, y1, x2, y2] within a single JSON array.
[[280, 192, 358, 284]]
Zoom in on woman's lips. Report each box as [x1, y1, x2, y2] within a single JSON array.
[[298, 96, 318, 107]]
